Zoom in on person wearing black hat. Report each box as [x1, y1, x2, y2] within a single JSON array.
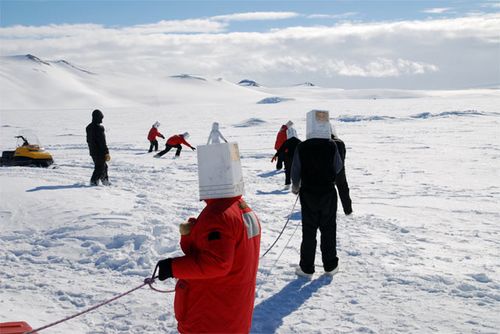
[[86, 109, 110, 186]]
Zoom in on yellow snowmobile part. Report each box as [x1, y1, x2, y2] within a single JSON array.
[[14, 145, 53, 160]]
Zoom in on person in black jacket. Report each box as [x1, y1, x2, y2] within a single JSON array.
[[271, 126, 301, 188], [291, 110, 343, 278], [331, 131, 353, 215], [86, 109, 110, 186]]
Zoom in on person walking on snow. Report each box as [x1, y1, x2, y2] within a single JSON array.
[[207, 122, 228, 144], [155, 132, 195, 158], [147, 121, 165, 152], [291, 110, 343, 278], [272, 126, 301, 189], [331, 125, 353, 215], [274, 120, 293, 170], [155, 142, 261, 333], [86, 109, 111, 186]]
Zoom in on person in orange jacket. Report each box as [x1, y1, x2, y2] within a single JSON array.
[[156, 142, 261, 334], [155, 132, 195, 158], [147, 121, 165, 153], [274, 120, 293, 170]]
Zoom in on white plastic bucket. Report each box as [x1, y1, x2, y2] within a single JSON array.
[[306, 110, 331, 139], [197, 142, 245, 200]]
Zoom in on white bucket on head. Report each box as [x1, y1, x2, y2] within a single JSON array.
[[287, 127, 298, 139], [197, 142, 245, 200], [306, 110, 331, 139]]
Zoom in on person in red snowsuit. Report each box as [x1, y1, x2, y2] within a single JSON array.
[[156, 196, 261, 333], [155, 132, 195, 158], [274, 121, 293, 170], [147, 121, 165, 152]]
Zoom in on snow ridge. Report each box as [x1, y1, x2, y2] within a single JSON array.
[[257, 97, 293, 104], [170, 74, 207, 81], [54, 60, 95, 75], [239, 79, 260, 87]]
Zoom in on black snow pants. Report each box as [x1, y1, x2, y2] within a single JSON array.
[[90, 156, 108, 185], [157, 144, 182, 157], [276, 150, 285, 170], [335, 168, 352, 215], [284, 155, 292, 185], [149, 139, 159, 152], [299, 189, 338, 274]]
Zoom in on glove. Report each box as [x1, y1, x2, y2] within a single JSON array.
[[291, 184, 300, 195], [191, 147, 196, 151], [104, 154, 111, 162], [271, 156, 277, 163], [179, 217, 196, 236], [160, 135, 165, 139], [157, 258, 173, 281]]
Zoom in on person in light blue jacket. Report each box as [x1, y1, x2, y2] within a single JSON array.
[[207, 122, 228, 144]]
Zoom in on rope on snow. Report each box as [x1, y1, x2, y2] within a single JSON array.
[[260, 193, 299, 259], [25, 274, 173, 334], [256, 194, 302, 295]]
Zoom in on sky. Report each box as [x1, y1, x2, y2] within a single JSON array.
[[0, 0, 499, 89]]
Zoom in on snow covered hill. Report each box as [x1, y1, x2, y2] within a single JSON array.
[[0, 54, 269, 109], [1, 55, 500, 333], [4, 54, 496, 111]]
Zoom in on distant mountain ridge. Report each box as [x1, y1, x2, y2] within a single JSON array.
[[238, 79, 260, 87], [170, 74, 207, 81], [54, 59, 96, 75], [5, 54, 95, 75], [24, 54, 50, 66], [296, 82, 315, 87]]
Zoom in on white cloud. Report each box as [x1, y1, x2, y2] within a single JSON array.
[[422, 8, 452, 14], [0, 20, 227, 39], [307, 12, 358, 20], [0, 13, 499, 89], [123, 19, 227, 34], [328, 58, 438, 77], [0, 24, 104, 38], [481, 2, 500, 9], [211, 11, 299, 21]]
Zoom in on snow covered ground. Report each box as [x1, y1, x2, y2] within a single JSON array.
[[1, 56, 500, 333]]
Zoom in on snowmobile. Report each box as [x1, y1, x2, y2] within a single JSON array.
[[1, 131, 54, 167]]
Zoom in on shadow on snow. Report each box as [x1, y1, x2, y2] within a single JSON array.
[[26, 183, 91, 192], [256, 189, 290, 195], [289, 211, 302, 220], [251, 275, 333, 333], [257, 170, 283, 178]]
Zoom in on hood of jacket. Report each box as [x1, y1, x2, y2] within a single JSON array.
[[92, 109, 104, 124]]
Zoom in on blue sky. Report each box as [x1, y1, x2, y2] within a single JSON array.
[[1, 0, 498, 30]]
